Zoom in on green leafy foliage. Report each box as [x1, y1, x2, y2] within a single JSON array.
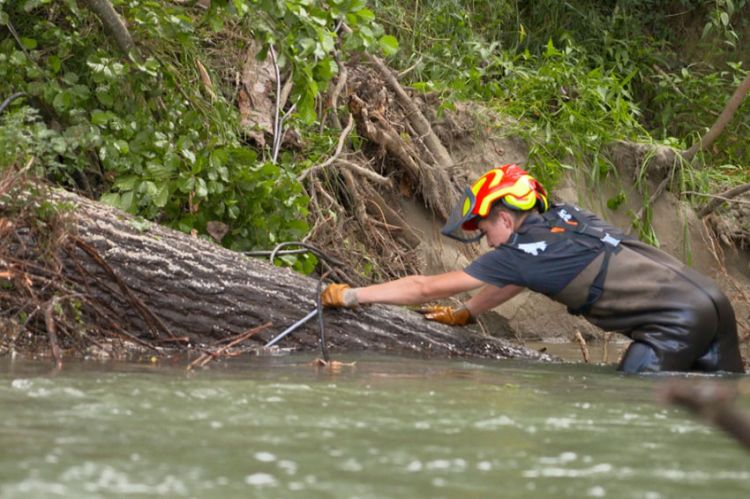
[[374, 0, 749, 193], [0, 0, 389, 273], [206, 0, 390, 124], [371, 0, 517, 97], [496, 42, 649, 186]]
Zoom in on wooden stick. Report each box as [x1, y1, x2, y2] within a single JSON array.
[[298, 114, 355, 181], [335, 158, 393, 186], [694, 182, 750, 217], [602, 332, 612, 363], [682, 71, 750, 163], [44, 298, 63, 369], [573, 330, 590, 363], [187, 322, 271, 370]]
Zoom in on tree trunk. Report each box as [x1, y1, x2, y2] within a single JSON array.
[[15, 188, 551, 362]]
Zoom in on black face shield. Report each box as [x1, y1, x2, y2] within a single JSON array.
[[440, 187, 485, 243]]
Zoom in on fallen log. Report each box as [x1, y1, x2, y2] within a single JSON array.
[[2, 184, 552, 363]]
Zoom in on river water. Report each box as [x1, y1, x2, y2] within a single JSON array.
[[1, 354, 749, 498]]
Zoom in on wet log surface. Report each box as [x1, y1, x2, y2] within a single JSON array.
[[25, 189, 553, 362]]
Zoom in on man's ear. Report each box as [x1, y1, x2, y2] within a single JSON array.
[[500, 211, 514, 229]]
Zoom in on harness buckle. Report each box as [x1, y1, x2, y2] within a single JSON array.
[[601, 233, 621, 247]]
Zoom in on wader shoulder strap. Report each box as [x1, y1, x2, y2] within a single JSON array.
[[507, 205, 623, 315]]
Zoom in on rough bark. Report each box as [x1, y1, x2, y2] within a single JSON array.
[[34, 188, 551, 362]]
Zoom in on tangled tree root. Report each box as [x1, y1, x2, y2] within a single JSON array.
[[300, 63, 464, 283]]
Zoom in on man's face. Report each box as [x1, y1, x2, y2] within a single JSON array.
[[477, 211, 515, 248]]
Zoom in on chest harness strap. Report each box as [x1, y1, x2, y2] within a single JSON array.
[[506, 206, 624, 315]]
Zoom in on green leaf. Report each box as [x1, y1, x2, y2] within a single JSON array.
[[21, 37, 37, 50], [62, 72, 79, 84], [356, 8, 374, 21], [129, 218, 152, 233], [195, 178, 208, 197], [53, 91, 75, 112], [141, 180, 159, 196], [181, 148, 196, 164], [378, 35, 399, 56], [100, 192, 120, 207], [113, 140, 130, 154], [114, 175, 139, 190], [154, 183, 170, 208], [296, 94, 317, 124], [50, 137, 67, 154], [120, 191, 134, 212], [47, 55, 61, 73], [91, 110, 110, 126]]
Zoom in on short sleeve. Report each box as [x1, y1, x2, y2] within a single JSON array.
[[464, 247, 525, 288]]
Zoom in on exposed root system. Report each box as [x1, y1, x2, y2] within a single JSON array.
[[300, 64, 464, 283]]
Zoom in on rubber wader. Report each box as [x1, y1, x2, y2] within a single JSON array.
[[555, 239, 744, 373]]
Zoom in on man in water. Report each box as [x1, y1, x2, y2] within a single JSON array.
[[321, 164, 745, 374]]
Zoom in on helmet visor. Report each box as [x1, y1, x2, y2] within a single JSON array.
[[441, 188, 485, 243]]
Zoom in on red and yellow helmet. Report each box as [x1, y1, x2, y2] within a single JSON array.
[[442, 164, 549, 242]]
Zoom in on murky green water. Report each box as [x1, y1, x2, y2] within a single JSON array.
[[1, 354, 749, 498]]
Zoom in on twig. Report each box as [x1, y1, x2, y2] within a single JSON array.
[[651, 64, 688, 99], [602, 332, 612, 363], [397, 56, 423, 79], [269, 45, 282, 164], [5, 22, 43, 72], [335, 158, 393, 186], [340, 168, 368, 229], [688, 182, 750, 217], [327, 55, 348, 129], [298, 114, 354, 181], [187, 322, 271, 370], [573, 330, 590, 363], [80, 0, 136, 59], [44, 298, 63, 369], [83, 295, 160, 351], [280, 75, 293, 110], [367, 54, 453, 169]]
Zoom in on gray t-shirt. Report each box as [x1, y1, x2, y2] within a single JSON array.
[[464, 204, 618, 296]]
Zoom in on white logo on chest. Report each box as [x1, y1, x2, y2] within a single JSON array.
[[558, 209, 573, 223], [517, 241, 548, 256]]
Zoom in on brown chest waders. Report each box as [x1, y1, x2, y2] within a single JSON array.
[[509, 206, 744, 373]]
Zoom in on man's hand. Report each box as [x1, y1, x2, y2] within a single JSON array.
[[417, 305, 472, 326], [321, 283, 358, 308]]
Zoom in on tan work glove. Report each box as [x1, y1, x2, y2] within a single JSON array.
[[417, 305, 473, 326], [321, 283, 359, 308]]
